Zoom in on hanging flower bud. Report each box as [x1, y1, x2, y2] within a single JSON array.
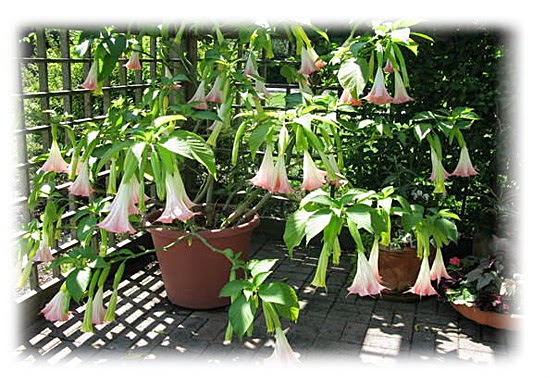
[[156, 170, 198, 224], [264, 327, 301, 365], [429, 147, 450, 194], [392, 71, 414, 104], [124, 51, 142, 71], [91, 286, 107, 324], [205, 74, 224, 104], [69, 160, 94, 197], [347, 252, 386, 297], [365, 67, 393, 105], [187, 81, 208, 110], [81, 60, 99, 91], [383, 59, 394, 73], [430, 247, 451, 284], [97, 180, 137, 234]]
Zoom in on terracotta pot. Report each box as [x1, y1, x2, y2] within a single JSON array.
[[451, 303, 522, 331], [146, 208, 260, 310]]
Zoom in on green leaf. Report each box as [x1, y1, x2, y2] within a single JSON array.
[[248, 259, 278, 277], [283, 208, 313, 255], [337, 58, 367, 99], [98, 35, 127, 81], [258, 282, 299, 307], [248, 121, 272, 159], [346, 204, 377, 233], [153, 114, 186, 128], [228, 294, 256, 338], [66, 268, 91, 303], [305, 208, 334, 245], [159, 131, 217, 178], [219, 279, 248, 298]]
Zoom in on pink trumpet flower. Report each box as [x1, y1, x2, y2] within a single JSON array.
[[264, 327, 301, 365], [430, 247, 451, 284], [81, 60, 99, 91], [124, 51, 142, 70], [69, 161, 94, 197], [383, 59, 394, 73], [392, 72, 414, 104], [41, 289, 71, 322], [365, 67, 393, 105], [244, 52, 258, 77], [338, 88, 363, 106], [297, 47, 325, 75], [91, 287, 107, 324], [300, 150, 326, 191], [405, 255, 438, 297], [272, 155, 294, 194], [33, 237, 54, 262], [255, 80, 272, 98], [368, 239, 382, 283], [156, 171, 198, 224], [205, 74, 224, 104], [249, 147, 276, 191], [40, 140, 69, 174], [429, 147, 450, 194], [187, 81, 208, 110], [347, 252, 386, 297], [452, 146, 478, 177], [97, 180, 137, 234]]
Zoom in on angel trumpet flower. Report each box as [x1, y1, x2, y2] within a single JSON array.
[[272, 155, 294, 194], [365, 67, 393, 105], [429, 147, 450, 194], [451, 146, 478, 177], [33, 236, 54, 262], [97, 180, 137, 234], [205, 74, 224, 104], [40, 140, 69, 174], [91, 287, 107, 324], [244, 52, 258, 77], [338, 88, 363, 106], [124, 51, 142, 70], [264, 327, 301, 365], [81, 60, 99, 91], [368, 238, 382, 283], [405, 255, 438, 297], [41, 289, 71, 322], [300, 150, 327, 191], [69, 161, 94, 197], [156, 170, 198, 223], [347, 252, 386, 297], [297, 46, 325, 75], [392, 71, 414, 104], [249, 147, 276, 191], [430, 247, 451, 284], [187, 81, 208, 110]]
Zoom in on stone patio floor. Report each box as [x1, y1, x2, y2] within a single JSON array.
[[13, 232, 523, 370]]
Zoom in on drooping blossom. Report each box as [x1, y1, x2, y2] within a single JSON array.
[[383, 59, 394, 73], [97, 180, 137, 234], [264, 327, 300, 365], [128, 175, 149, 215], [449, 257, 461, 266], [338, 88, 363, 106], [254, 79, 272, 98], [297, 46, 325, 75], [124, 51, 142, 71], [364, 67, 393, 105], [347, 252, 386, 297], [91, 286, 107, 324], [392, 72, 414, 104], [368, 238, 382, 283], [430, 247, 451, 284], [272, 155, 294, 194], [250, 147, 276, 191], [69, 160, 94, 197], [41, 289, 71, 322], [429, 147, 450, 194], [155, 170, 198, 224], [405, 255, 438, 297], [40, 140, 69, 174], [300, 150, 326, 191], [33, 236, 54, 262], [187, 81, 208, 110], [311, 246, 330, 288], [244, 52, 258, 77], [451, 145, 478, 177], [81, 60, 99, 91], [205, 74, 224, 104]]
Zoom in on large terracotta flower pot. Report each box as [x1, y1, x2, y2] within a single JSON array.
[[146, 208, 260, 310], [451, 303, 522, 331]]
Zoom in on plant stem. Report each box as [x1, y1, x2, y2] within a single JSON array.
[[220, 187, 265, 229]]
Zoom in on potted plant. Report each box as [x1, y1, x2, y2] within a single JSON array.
[[437, 254, 523, 330], [17, 20, 482, 362]]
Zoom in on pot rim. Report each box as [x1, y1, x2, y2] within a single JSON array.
[[145, 205, 260, 240]]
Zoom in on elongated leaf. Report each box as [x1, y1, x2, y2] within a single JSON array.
[[283, 209, 313, 255], [337, 58, 367, 99], [305, 208, 333, 245], [159, 130, 217, 178], [258, 282, 298, 307], [248, 258, 278, 277], [228, 294, 256, 338], [66, 267, 91, 303], [98, 35, 127, 81], [219, 279, 248, 298], [153, 114, 186, 127]]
